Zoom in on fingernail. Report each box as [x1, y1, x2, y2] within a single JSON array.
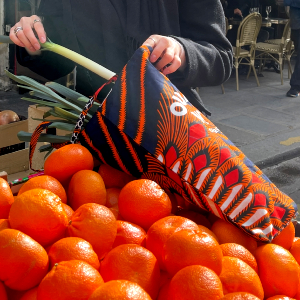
[[30, 47, 35, 51], [40, 36, 46, 43], [34, 43, 40, 50]]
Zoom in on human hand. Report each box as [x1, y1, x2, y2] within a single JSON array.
[[9, 15, 46, 52], [142, 35, 186, 75], [234, 8, 243, 16]]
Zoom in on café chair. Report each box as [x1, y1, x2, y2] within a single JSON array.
[[232, 13, 262, 91], [255, 20, 292, 84]]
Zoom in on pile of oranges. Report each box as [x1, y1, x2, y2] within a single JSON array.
[[0, 144, 300, 300]]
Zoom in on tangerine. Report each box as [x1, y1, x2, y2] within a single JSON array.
[[61, 203, 74, 221], [37, 260, 103, 300], [157, 279, 171, 300], [0, 219, 10, 231], [255, 244, 300, 298], [9, 189, 68, 247], [68, 203, 117, 259], [88, 280, 152, 300], [118, 179, 172, 230], [100, 244, 160, 299], [265, 296, 296, 300], [220, 243, 258, 272], [167, 265, 224, 300], [211, 219, 257, 253], [163, 229, 223, 277], [98, 164, 135, 189], [19, 287, 38, 300], [146, 215, 199, 270], [0, 229, 49, 291], [220, 292, 261, 299], [176, 209, 211, 228], [44, 144, 94, 187], [112, 220, 146, 248], [272, 221, 295, 250], [0, 281, 7, 300], [17, 175, 67, 204], [197, 224, 219, 241], [0, 178, 14, 219], [219, 257, 264, 299], [67, 170, 106, 210], [48, 237, 100, 270], [108, 204, 124, 220], [105, 188, 121, 208]]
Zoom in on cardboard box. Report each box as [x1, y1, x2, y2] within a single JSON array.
[[28, 105, 72, 170], [0, 117, 29, 175]]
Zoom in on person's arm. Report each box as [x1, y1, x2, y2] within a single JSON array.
[[169, 0, 233, 89]]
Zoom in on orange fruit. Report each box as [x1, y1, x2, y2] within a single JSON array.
[[0, 229, 49, 291], [100, 244, 160, 299], [9, 189, 69, 247], [176, 209, 211, 228], [112, 220, 146, 248], [44, 144, 94, 187], [211, 219, 257, 253], [118, 179, 172, 230], [5, 287, 26, 300], [67, 170, 106, 210], [167, 265, 224, 300], [165, 191, 178, 214], [220, 243, 258, 272], [0, 281, 7, 300], [109, 204, 124, 220], [157, 279, 171, 300], [68, 203, 117, 259], [0, 178, 14, 219], [197, 224, 219, 241], [219, 256, 264, 299], [163, 229, 223, 277], [48, 237, 100, 270], [17, 175, 67, 204], [146, 215, 199, 270], [37, 260, 103, 300], [98, 164, 135, 189], [220, 292, 261, 299], [255, 243, 300, 298], [272, 221, 295, 250], [105, 188, 121, 208], [290, 238, 300, 265], [0, 219, 10, 231], [61, 203, 74, 221], [88, 280, 152, 300], [265, 296, 296, 300], [19, 287, 38, 300]]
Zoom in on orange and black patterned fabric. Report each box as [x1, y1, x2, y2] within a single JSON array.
[[78, 45, 297, 242]]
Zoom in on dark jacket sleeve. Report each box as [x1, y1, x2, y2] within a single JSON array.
[[16, 0, 75, 81], [169, 0, 233, 89]]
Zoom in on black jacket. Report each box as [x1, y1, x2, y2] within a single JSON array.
[[17, 0, 233, 115]]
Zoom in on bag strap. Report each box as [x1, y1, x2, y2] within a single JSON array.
[[29, 75, 118, 172]]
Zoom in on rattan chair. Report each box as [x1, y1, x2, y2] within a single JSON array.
[[232, 13, 262, 91], [255, 20, 292, 84]]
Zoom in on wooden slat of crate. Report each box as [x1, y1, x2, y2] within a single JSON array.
[[0, 119, 28, 148], [0, 148, 29, 175]]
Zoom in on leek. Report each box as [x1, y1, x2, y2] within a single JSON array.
[[41, 40, 116, 80]]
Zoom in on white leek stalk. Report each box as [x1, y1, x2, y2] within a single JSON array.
[[41, 41, 116, 80]]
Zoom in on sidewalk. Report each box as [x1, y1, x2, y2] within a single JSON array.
[[200, 62, 300, 169], [1, 62, 300, 171]]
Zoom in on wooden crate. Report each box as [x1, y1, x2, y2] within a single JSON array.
[[0, 118, 29, 175]]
